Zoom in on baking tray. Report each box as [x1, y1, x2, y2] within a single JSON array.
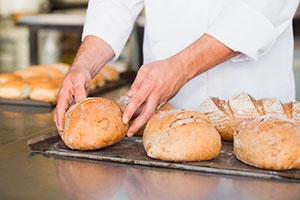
[[27, 131, 300, 183], [0, 71, 135, 108]]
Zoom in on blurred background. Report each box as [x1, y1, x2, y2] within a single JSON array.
[[0, 0, 300, 99]]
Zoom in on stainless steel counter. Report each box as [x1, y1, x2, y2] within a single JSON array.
[[1, 86, 300, 200]]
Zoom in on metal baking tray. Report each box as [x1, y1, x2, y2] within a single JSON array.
[[27, 131, 300, 183]]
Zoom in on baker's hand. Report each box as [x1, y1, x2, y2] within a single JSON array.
[[54, 67, 91, 136], [123, 58, 189, 137]]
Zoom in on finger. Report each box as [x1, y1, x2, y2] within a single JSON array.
[[122, 87, 150, 124], [54, 88, 74, 136], [73, 82, 88, 103], [127, 97, 158, 137]]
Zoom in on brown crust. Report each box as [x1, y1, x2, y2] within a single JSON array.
[[100, 65, 120, 81], [29, 82, 59, 103], [143, 109, 221, 162], [233, 115, 300, 170], [0, 73, 22, 84], [0, 80, 31, 99], [199, 92, 300, 142], [62, 97, 127, 150]]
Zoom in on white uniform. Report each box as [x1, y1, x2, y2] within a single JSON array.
[[83, 0, 299, 109]]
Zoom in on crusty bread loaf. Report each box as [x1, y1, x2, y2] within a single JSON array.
[[100, 65, 120, 81], [0, 80, 31, 99], [233, 115, 300, 170], [198, 92, 300, 141], [62, 97, 127, 150], [29, 82, 59, 103], [143, 109, 221, 162], [0, 73, 22, 84]]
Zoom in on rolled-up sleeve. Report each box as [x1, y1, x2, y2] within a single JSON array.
[[206, 0, 299, 61], [82, 0, 144, 61]]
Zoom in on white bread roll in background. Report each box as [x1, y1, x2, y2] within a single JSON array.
[[100, 65, 120, 81], [234, 115, 300, 170], [62, 97, 127, 150], [29, 82, 59, 103], [0, 80, 31, 99], [143, 109, 221, 162]]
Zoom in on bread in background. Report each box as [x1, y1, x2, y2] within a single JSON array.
[[0, 79, 31, 100]]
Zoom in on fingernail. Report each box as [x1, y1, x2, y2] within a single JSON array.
[[123, 116, 129, 124], [127, 132, 133, 137], [126, 90, 134, 97]]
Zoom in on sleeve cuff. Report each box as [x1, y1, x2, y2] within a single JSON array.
[[206, 1, 276, 61]]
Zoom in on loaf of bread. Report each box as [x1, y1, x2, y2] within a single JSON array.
[[0, 80, 31, 99], [143, 109, 221, 162], [29, 82, 59, 103], [62, 97, 127, 150], [100, 65, 120, 81], [198, 92, 300, 141], [233, 115, 300, 170]]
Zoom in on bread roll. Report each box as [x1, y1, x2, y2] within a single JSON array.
[[0, 73, 22, 84], [100, 65, 120, 81], [62, 97, 127, 150], [28, 66, 65, 79], [0, 80, 30, 99], [198, 92, 300, 142], [143, 109, 221, 162], [233, 115, 300, 170], [29, 82, 59, 103], [46, 62, 70, 74], [94, 72, 106, 87], [24, 75, 51, 85]]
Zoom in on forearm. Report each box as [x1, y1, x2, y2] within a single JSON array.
[[169, 33, 239, 82], [71, 35, 115, 77]]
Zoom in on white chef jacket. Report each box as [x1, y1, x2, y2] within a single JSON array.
[[82, 0, 300, 109]]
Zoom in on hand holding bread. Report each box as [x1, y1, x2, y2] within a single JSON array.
[[62, 97, 127, 150]]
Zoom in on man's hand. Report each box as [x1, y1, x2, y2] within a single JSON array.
[[53, 35, 115, 135]]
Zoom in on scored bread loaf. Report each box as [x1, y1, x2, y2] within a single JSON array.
[[198, 92, 300, 141], [233, 115, 300, 170], [62, 97, 127, 150], [143, 109, 221, 162]]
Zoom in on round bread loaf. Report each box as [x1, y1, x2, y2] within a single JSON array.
[[143, 109, 221, 162], [62, 97, 127, 150], [233, 115, 300, 170]]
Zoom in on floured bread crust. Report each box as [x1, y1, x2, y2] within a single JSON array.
[[199, 92, 300, 142], [143, 110, 221, 162], [233, 115, 300, 170], [62, 97, 127, 150]]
